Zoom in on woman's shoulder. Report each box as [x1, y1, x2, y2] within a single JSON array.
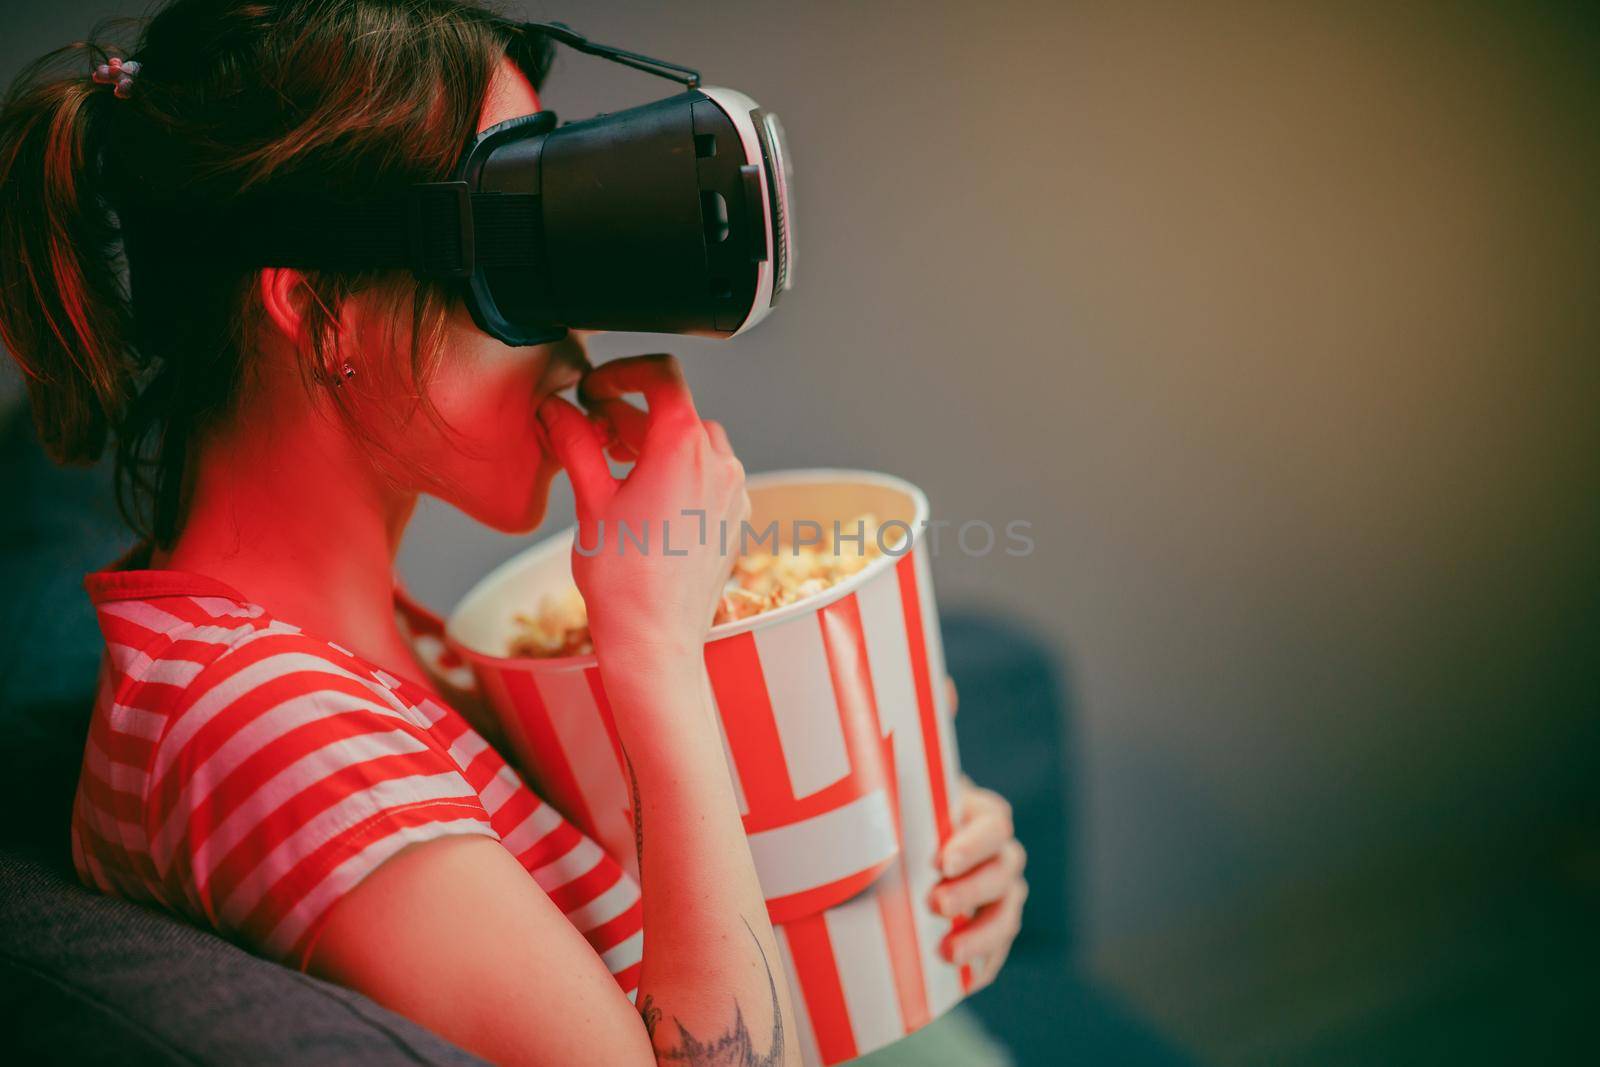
[[76, 570, 503, 967], [90, 568, 302, 681], [83, 566, 426, 736]]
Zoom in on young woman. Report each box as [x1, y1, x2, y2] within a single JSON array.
[[0, 1, 1028, 1063]]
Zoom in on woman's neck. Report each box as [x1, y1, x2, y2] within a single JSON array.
[[158, 397, 421, 675]]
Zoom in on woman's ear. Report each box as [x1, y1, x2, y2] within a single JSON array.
[[258, 267, 310, 346]]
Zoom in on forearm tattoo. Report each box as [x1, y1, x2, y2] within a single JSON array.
[[639, 916, 786, 1066]]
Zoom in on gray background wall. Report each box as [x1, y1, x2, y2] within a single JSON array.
[[7, 0, 1598, 1052]]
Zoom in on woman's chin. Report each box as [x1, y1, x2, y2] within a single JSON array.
[[436, 456, 561, 535], [465, 500, 545, 536], [487, 471, 558, 535]]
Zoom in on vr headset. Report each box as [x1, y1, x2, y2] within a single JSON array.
[[238, 22, 794, 346]]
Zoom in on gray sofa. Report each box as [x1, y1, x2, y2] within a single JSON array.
[[0, 404, 1189, 1066]]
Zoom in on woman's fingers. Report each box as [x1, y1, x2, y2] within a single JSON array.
[[968, 925, 1017, 992], [932, 779, 1027, 988], [946, 675, 959, 717], [703, 419, 733, 457], [929, 840, 1027, 918], [940, 877, 1027, 970], [939, 786, 1015, 878], [538, 395, 616, 517], [578, 354, 698, 425], [584, 388, 720, 467], [589, 398, 647, 460]]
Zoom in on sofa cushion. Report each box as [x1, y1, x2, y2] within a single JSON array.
[[0, 408, 130, 867], [0, 847, 486, 1065]]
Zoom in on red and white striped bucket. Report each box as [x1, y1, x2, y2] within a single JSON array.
[[448, 470, 968, 1065]]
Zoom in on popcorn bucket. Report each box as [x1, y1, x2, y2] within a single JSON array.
[[447, 470, 969, 1065]]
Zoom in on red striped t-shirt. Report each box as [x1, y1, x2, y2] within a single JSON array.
[[70, 567, 644, 994]]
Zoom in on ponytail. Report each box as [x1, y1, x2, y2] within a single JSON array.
[[2, 2, 513, 547], [0, 43, 132, 464]]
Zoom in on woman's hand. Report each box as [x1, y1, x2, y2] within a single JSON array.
[[929, 679, 1028, 991], [540, 355, 798, 1065], [537, 354, 748, 671]]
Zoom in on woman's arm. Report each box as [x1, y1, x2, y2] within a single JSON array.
[[308, 834, 656, 1066], [605, 659, 794, 1062], [547, 353, 797, 1064], [308, 673, 795, 1067], [312, 355, 796, 1066]]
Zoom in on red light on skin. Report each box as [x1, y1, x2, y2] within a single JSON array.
[[480, 57, 542, 134]]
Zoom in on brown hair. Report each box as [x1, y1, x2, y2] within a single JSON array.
[[0, 0, 549, 545]]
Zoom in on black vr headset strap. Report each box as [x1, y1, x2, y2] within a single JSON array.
[[518, 21, 701, 88], [231, 183, 541, 280]]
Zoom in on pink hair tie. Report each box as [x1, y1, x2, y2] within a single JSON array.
[[91, 57, 141, 100]]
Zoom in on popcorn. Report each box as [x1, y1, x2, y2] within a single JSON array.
[[507, 514, 904, 658], [507, 586, 593, 658]]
